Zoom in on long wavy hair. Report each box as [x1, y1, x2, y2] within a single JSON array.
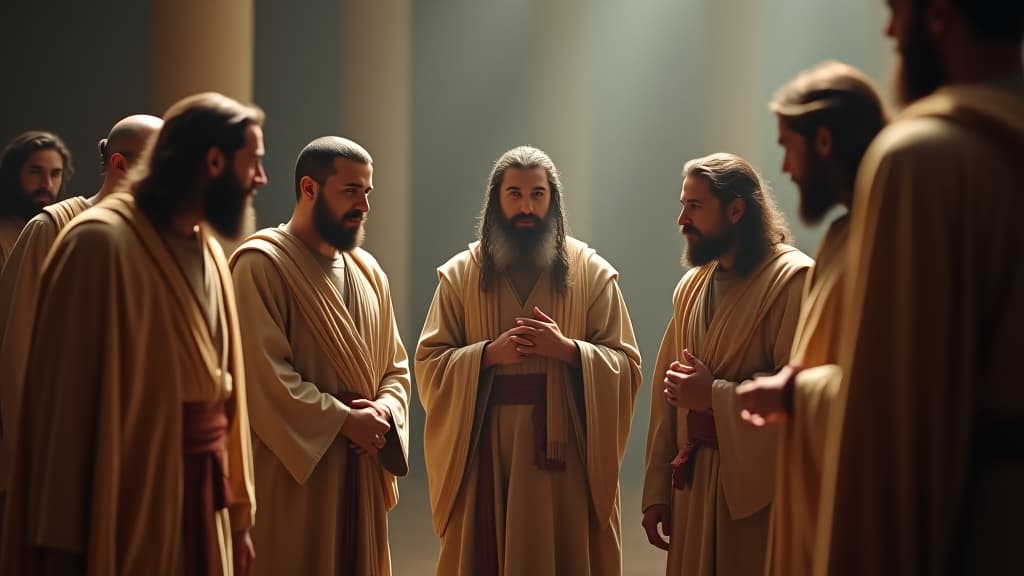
[[478, 146, 570, 294]]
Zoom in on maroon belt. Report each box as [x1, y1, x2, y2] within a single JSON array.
[[672, 410, 718, 490], [182, 400, 232, 576], [476, 374, 564, 576], [332, 390, 367, 576]]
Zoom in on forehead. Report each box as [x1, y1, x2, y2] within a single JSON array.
[[776, 117, 803, 141], [23, 149, 64, 169], [241, 124, 264, 152], [681, 174, 713, 199], [326, 157, 372, 183], [501, 166, 548, 189]]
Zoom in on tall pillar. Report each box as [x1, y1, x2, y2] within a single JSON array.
[[703, 0, 763, 165], [151, 0, 254, 111], [338, 0, 413, 331], [529, 0, 592, 240]]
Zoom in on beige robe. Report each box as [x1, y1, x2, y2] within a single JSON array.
[[416, 237, 641, 575], [643, 245, 810, 576], [0, 217, 24, 271], [0, 196, 91, 493], [0, 192, 255, 575], [766, 217, 848, 576], [816, 81, 1024, 576], [230, 227, 410, 576]]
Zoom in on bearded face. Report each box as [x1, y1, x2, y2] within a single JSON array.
[[313, 188, 365, 252]]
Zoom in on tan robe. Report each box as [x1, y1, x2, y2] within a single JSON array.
[[0, 217, 24, 271], [816, 81, 1024, 576], [643, 245, 810, 576], [416, 237, 641, 575], [0, 192, 255, 575], [0, 196, 91, 493], [231, 227, 411, 576], [766, 217, 848, 576]]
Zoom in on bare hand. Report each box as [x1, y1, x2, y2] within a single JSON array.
[[737, 365, 797, 427], [482, 324, 536, 369], [233, 530, 255, 576], [663, 349, 713, 410], [642, 504, 672, 551], [340, 405, 390, 455], [514, 307, 579, 366], [348, 398, 392, 454]]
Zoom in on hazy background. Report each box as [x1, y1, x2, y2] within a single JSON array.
[[0, 1, 893, 573]]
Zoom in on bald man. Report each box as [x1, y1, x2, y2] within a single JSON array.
[[0, 115, 163, 523]]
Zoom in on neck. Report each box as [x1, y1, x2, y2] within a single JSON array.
[[947, 42, 1023, 85], [167, 207, 202, 238], [716, 245, 738, 273], [90, 177, 121, 205], [285, 215, 337, 260]]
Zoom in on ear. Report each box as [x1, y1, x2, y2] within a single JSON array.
[[299, 175, 318, 200], [727, 197, 746, 225], [815, 125, 833, 160], [205, 148, 226, 178], [109, 153, 128, 175]]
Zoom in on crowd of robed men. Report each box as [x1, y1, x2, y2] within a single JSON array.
[[0, 0, 1019, 574]]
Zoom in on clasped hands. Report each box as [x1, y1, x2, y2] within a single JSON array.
[[483, 306, 578, 368]]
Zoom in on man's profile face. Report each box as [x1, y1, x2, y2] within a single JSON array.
[[205, 124, 267, 238], [678, 175, 735, 267], [312, 157, 373, 251], [777, 118, 834, 225], [886, 0, 946, 104]]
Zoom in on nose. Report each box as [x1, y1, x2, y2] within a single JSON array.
[[355, 192, 370, 214], [42, 174, 58, 193], [254, 163, 268, 188], [519, 197, 534, 215], [677, 206, 689, 227]]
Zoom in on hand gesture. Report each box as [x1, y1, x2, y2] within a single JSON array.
[[736, 365, 797, 427], [642, 504, 672, 551], [481, 324, 537, 369], [663, 349, 713, 410], [340, 401, 391, 455], [514, 306, 579, 366]]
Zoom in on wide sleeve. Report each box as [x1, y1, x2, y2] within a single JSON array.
[[710, 267, 807, 519], [642, 293, 682, 512], [574, 272, 642, 524], [230, 251, 351, 485], [17, 223, 116, 555], [372, 271, 412, 479], [414, 271, 488, 536], [0, 217, 58, 487]]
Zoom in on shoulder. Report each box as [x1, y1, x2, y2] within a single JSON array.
[[436, 248, 476, 283], [567, 236, 619, 288]]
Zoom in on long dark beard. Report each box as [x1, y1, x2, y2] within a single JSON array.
[[204, 168, 249, 239], [798, 153, 836, 225], [897, 12, 946, 105], [313, 191, 364, 251], [487, 213, 558, 270], [9, 187, 53, 221], [681, 224, 735, 268]]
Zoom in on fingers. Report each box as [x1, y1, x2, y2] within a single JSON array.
[[532, 306, 555, 323], [642, 521, 671, 551], [669, 361, 695, 375], [740, 409, 767, 427]]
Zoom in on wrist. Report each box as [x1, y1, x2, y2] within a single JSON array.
[[782, 365, 800, 416]]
